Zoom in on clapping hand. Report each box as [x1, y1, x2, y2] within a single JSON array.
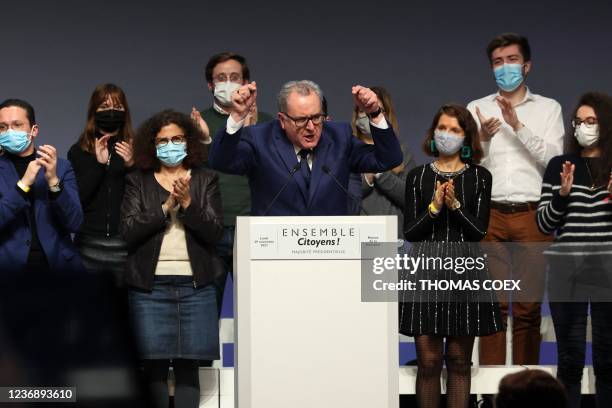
[[95, 134, 112, 164], [172, 175, 192, 209], [115, 140, 134, 167], [21, 159, 42, 188], [231, 82, 257, 123], [495, 96, 523, 132], [162, 193, 177, 215], [444, 179, 456, 208], [475, 106, 502, 141], [433, 180, 447, 212], [37, 145, 59, 186], [559, 161, 575, 197], [191, 107, 211, 141]]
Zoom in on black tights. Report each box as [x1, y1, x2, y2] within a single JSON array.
[[143, 359, 200, 408], [415, 335, 474, 408]]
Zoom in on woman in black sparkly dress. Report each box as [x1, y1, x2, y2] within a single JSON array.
[[400, 104, 501, 408]]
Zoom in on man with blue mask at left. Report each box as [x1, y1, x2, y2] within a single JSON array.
[[466, 34, 564, 369], [0, 98, 83, 272]]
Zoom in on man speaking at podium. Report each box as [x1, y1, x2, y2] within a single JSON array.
[[208, 80, 402, 216]]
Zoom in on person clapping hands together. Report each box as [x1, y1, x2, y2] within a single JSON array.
[[428, 179, 461, 217], [20, 144, 61, 192]]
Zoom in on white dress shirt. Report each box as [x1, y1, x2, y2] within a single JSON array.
[[467, 88, 564, 203], [294, 146, 313, 170]]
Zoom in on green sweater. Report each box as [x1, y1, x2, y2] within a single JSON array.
[[201, 106, 274, 226]]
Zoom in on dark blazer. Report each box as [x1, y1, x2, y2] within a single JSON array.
[[119, 167, 224, 291], [208, 120, 403, 216], [0, 154, 83, 272]]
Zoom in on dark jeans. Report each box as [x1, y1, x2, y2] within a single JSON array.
[[549, 255, 612, 408]]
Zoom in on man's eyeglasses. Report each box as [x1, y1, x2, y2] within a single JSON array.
[[0, 122, 26, 132], [572, 117, 598, 128], [155, 135, 185, 147], [282, 112, 326, 128], [213, 73, 243, 83]]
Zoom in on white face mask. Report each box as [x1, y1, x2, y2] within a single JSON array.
[[574, 123, 599, 148], [213, 81, 241, 106], [355, 116, 370, 135], [434, 130, 464, 156]]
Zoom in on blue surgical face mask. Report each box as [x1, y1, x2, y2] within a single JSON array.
[[494, 63, 524, 92], [434, 130, 464, 156], [0, 128, 32, 154], [156, 142, 187, 167]]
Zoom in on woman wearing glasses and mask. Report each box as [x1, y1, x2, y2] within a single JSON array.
[[400, 104, 501, 408], [68, 83, 135, 282], [536, 92, 612, 408], [121, 110, 223, 408]]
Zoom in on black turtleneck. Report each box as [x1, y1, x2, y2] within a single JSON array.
[[7, 152, 49, 270]]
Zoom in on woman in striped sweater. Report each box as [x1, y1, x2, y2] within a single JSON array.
[[536, 92, 612, 408]]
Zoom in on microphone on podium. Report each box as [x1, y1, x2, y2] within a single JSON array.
[[321, 165, 369, 215], [263, 161, 303, 216]]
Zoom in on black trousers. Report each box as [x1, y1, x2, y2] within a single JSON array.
[[548, 256, 612, 408]]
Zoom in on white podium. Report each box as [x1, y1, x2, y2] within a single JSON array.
[[233, 216, 398, 408]]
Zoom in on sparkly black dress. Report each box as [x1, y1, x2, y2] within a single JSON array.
[[399, 162, 502, 336]]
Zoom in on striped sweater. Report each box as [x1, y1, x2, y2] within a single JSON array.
[[536, 154, 612, 255]]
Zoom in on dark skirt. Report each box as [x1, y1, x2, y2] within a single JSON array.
[[75, 233, 128, 285], [128, 276, 219, 360], [398, 241, 502, 337]]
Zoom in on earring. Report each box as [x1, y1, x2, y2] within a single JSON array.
[[461, 145, 472, 159], [430, 140, 437, 153]]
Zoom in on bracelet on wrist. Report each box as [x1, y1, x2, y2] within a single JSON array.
[[17, 180, 31, 193], [428, 202, 440, 217]]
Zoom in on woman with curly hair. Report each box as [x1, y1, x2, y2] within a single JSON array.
[[536, 92, 612, 408], [120, 110, 223, 408]]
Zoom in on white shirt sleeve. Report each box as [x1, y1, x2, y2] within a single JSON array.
[[226, 115, 245, 135], [369, 116, 389, 130], [514, 102, 564, 168]]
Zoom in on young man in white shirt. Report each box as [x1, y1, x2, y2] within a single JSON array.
[[467, 33, 564, 366]]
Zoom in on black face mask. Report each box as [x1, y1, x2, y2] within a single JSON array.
[[94, 109, 126, 134]]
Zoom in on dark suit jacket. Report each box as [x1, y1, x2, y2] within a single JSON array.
[[0, 154, 83, 272], [119, 168, 224, 291], [208, 120, 402, 216]]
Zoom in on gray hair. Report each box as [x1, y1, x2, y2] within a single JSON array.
[[277, 80, 323, 113]]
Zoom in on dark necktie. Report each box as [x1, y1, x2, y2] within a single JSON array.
[[298, 149, 312, 189]]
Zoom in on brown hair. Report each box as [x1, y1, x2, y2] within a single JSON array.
[[422, 104, 482, 164], [205, 52, 250, 84], [133, 110, 206, 171], [496, 369, 567, 408], [351, 86, 400, 142], [566, 91, 612, 186], [78, 83, 134, 153], [486, 33, 532, 65]]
